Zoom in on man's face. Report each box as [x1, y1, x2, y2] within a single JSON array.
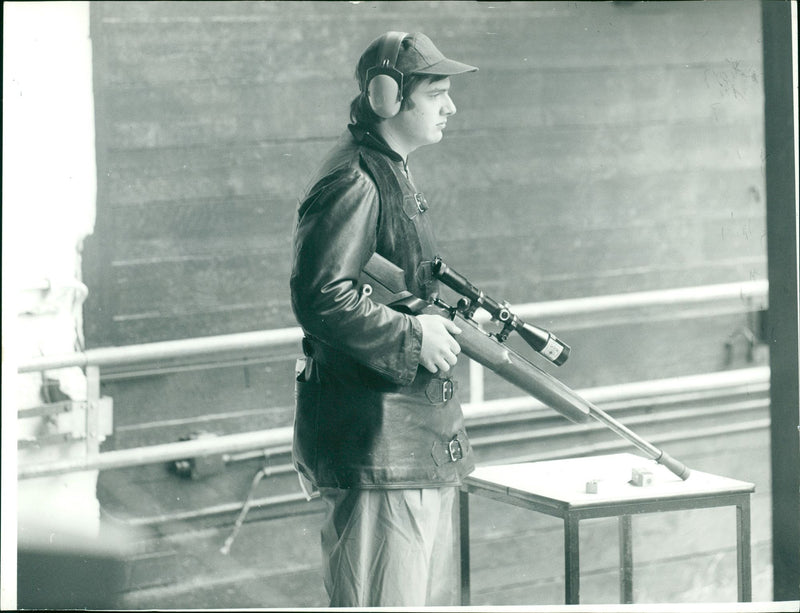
[[392, 77, 456, 153]]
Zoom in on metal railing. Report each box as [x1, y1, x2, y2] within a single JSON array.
[[16, 327, 304, 373], [16, 279, 769, 479]]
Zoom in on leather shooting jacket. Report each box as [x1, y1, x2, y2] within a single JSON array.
[[289, 124, 474, 489]]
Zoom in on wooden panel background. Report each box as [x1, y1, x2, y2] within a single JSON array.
[[83, 0, 766, 348], [85, 0, 768, 447]]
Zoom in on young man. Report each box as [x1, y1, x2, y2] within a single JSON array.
[[290, 31, 478, 607]]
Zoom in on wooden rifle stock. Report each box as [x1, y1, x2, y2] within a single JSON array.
[[427, 304, 691, 480], [360, 253, 691, 479], [427, 305, 592, 425]]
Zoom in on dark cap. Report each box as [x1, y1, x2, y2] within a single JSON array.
[[358, 31, 477, 90], [396, 32, 478, 77]]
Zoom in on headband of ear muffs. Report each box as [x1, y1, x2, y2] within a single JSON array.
[[364, 31, 409, 119]]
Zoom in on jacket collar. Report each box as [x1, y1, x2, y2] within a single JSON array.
[[348, 123, 404, 163]]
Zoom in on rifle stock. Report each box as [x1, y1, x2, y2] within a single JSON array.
[[422, 304, 591, 425], [359, 253, 691, 480]]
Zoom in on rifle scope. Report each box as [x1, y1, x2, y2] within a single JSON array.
[[431, 257, 571, 366]]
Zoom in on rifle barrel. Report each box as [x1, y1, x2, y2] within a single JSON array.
[[429, 306, 691, 480]]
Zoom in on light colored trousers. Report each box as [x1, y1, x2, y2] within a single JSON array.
[[319, 486, 460, 607]]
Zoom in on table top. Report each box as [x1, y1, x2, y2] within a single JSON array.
[[464, 453, 755, 512]]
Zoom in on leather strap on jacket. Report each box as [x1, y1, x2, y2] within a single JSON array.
[[430, 430, 471, 466], [358, 146, 440, 300]]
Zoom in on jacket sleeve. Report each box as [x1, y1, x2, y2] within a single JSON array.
[[290, 166, 422, 385]]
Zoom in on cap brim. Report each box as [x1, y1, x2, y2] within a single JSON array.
[[413, 57, 478, 76]]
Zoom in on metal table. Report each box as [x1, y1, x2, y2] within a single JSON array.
[[459, 453, 755, 605]]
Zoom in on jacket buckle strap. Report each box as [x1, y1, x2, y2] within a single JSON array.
[[447, 437, 463, 462], [425, 377, 457, 404], [442, 379, 454, 403], [430, 430, 470, 466]]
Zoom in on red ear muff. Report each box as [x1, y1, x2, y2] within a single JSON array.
[[365, 31, 408, 119]]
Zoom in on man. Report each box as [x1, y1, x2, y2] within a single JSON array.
[[290, 31, 478, 607]]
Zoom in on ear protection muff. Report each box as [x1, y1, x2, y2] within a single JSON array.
[[364, 31, 409, 119]]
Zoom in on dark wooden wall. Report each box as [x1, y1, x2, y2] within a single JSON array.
[[85, 0, 768, 448], [83, 0, 766, 349]]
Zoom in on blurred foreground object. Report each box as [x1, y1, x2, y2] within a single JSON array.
[[17, 520, 133, 609]]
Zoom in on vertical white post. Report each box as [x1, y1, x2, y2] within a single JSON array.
[[469, 360, 485, 405], [85, 365, 101, 457]]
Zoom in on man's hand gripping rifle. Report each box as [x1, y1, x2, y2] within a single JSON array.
[[360, 253, 691, 481]]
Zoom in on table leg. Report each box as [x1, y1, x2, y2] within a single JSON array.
[[736, 496, 752, 602], [459, 489, 471, 606], [619, 514, 633, 603], [564, 515, 580, 604]]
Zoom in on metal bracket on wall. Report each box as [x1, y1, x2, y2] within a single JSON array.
[[169, 431, 226, 479], [725, 326, 757, 365], [17, 397, 113, 449]]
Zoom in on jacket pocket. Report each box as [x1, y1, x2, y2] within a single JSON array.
[[292, 357, 321, 481]]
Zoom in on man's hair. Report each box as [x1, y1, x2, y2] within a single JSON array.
[[349, 73, 447, 127]]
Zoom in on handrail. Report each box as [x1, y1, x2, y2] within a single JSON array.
[[17, 327, 304, 373], [461, 365, 771, 419], [17, 366, 770, 479], [15, 279, 769, 480], [490, 279, 768, 321], [18, 427, 293, 480], [16, 280, 767, 374]]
